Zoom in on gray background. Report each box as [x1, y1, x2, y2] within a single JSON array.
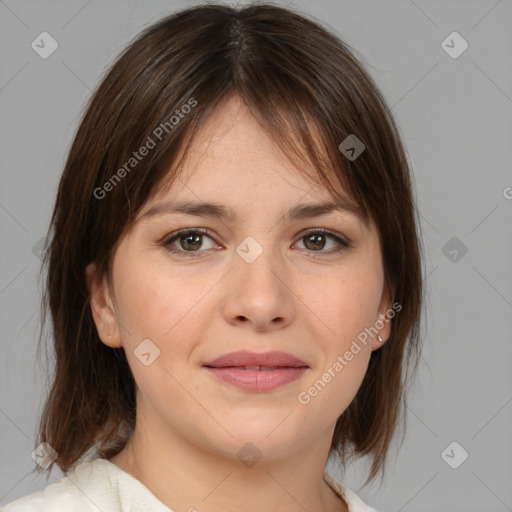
[[1, 1, 511, 511]]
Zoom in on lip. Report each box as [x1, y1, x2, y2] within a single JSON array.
[[203, 350, 309, 392], [203, 350, 308, 368]]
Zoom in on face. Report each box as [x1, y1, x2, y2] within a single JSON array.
[[87, 94, 392, 462]]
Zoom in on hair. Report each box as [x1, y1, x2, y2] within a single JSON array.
[[35, 1, 424, 486]]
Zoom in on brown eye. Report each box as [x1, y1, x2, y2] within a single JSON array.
[[303, 232, 327, 250], [295, 229, 349, 254], [163, 229, 217, 255], [162, 227, 349, 258], [178, 232, 202, 251]]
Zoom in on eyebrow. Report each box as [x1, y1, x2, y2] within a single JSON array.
[[139, 199, 365, 225]]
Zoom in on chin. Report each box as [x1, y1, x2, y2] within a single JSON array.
[[191, 420, 311, 462]]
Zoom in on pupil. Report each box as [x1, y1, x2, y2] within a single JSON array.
[[306, 234, 325, 250], [183, 233, 201, 250]]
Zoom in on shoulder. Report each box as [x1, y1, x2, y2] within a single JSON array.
[[0, 459, 118, 512], [323, 472, 379, 512]]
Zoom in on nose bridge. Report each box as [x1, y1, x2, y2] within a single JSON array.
[[220, 232, 295, 330], [234, 232, 283, 282]]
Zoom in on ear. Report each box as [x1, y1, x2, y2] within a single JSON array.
[[370, 280, 395, 352], [85, 262, 122, 348]]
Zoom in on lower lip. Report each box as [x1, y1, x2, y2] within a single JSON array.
[[205, 367, 308, 391]]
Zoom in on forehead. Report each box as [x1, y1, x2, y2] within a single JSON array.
[[180, 95, 309, 182], [138, 94, 372, 233], [153, 97, 354, 202]]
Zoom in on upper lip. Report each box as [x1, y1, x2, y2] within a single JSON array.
[[203, 350, 308, 368]]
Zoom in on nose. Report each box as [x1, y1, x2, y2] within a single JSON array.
[[220, 240, 295, 332]]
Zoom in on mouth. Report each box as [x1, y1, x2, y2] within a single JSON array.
[[203, 351, 309, 392], [216, 366, 286, 371]]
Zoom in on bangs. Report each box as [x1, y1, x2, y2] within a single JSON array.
[[145, 89, 372, 233]]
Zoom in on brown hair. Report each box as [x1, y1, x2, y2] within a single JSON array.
[[35, 1, 424, 486]]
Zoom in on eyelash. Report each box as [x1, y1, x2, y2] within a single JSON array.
[[162, 228, 350, 258]]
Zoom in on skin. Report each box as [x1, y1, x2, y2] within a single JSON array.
[[86, 94, 392, 512]]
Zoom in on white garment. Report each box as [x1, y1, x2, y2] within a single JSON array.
[[1, 458, 378, 512]]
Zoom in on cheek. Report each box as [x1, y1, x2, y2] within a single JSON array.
[[322, 354, 370, 421], [301, 267, 382, 343], [304, 269, 382, 414], [114, 270, 202, 404], [114, 260, 218, 353]]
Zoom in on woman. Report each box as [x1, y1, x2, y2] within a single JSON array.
[[2, 3, 424, 511]]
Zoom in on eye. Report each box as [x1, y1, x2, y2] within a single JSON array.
[[163, 228, 218, 256], [294, 228, 349, 255], [162, 227, 349, 257]]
